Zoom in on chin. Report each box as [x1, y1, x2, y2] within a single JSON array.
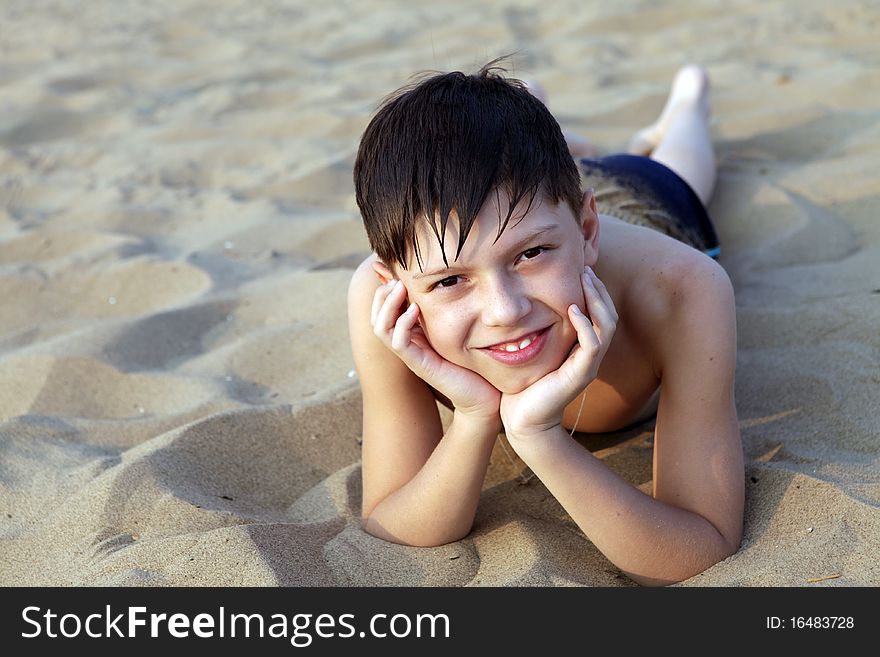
[[486, 371, 543, 395], [495, 382, 529, 395]]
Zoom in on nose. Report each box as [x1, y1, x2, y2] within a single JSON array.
[[479, 273, 531, 327]]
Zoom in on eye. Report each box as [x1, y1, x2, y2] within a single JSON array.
[[433, 275, 461, 290], [520, 246, 547, 261]]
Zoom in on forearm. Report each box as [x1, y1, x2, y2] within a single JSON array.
[[510, 427, 737, 586], [363, 412, 500, 547]]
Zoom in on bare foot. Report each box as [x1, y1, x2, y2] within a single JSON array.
[[523, 78, 597, 158], [627, 64, 711, 156]]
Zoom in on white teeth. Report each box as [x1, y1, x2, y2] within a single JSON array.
[[494, 334, 536, 352]]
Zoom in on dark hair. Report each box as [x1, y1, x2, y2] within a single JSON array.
[[353, 57, 583, 271]]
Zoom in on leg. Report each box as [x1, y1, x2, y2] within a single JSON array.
[[523, 79, 596, 159], [627, 65, 716, 206]]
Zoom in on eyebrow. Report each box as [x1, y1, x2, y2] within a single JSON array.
[[411, 224, 560, 280]]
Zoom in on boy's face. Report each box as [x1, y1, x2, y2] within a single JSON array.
[[392, 190, 599, 394]]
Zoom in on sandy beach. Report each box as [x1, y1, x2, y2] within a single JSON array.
[[1, 0, 878, 586]]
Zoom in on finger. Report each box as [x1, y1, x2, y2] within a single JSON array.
[[391, 304, 445, 383], [370, 280, 397, 327], [587, 268, 619, 322], [390, 302, 421, 353], [581, 269, 606, 327], [582, 270, 616, 339], [569, 304, 600, 356], [557, 304, 600, 390], [373, 280, 407, 336]]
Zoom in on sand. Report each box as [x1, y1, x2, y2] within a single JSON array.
[[1, 0, 878, 587]]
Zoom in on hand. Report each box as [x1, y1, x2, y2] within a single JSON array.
[[500, 266, 618, 441], [371, 278, 502, 424]]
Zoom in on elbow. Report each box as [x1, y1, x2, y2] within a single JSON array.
[[722, 533, 743, 562], [628, 576, 674, 588], [360, 514, 471, 548], [626, 531, 743, 587], [360, 490, 477, 547], [716, 518, 744, 565]]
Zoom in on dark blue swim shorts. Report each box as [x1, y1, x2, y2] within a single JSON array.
[[578, 154, 720, 260]]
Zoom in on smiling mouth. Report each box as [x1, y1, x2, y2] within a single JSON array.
[[483, 328, 548, 353]]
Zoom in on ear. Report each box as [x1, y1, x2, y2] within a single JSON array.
[[371, 259, 396, 285], [580, 188, 600, 266]]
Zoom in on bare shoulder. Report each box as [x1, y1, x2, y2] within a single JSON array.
[[347, 254, 383, 355], [652, 250, 735, 374], [349, 252, 381, 297], [347, 254, 444, 518], [599, 216, 734, 377]]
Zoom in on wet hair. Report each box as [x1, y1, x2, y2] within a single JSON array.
[[353, 56, 583, 271]]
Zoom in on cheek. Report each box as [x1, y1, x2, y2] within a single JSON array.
[[539, 265, 584, 309], [561, 279, 586, 306], [417, 302, 468, 351], [559, 259, 588, 296]]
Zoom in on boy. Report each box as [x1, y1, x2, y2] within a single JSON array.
[[347, 61, 744, 586]]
